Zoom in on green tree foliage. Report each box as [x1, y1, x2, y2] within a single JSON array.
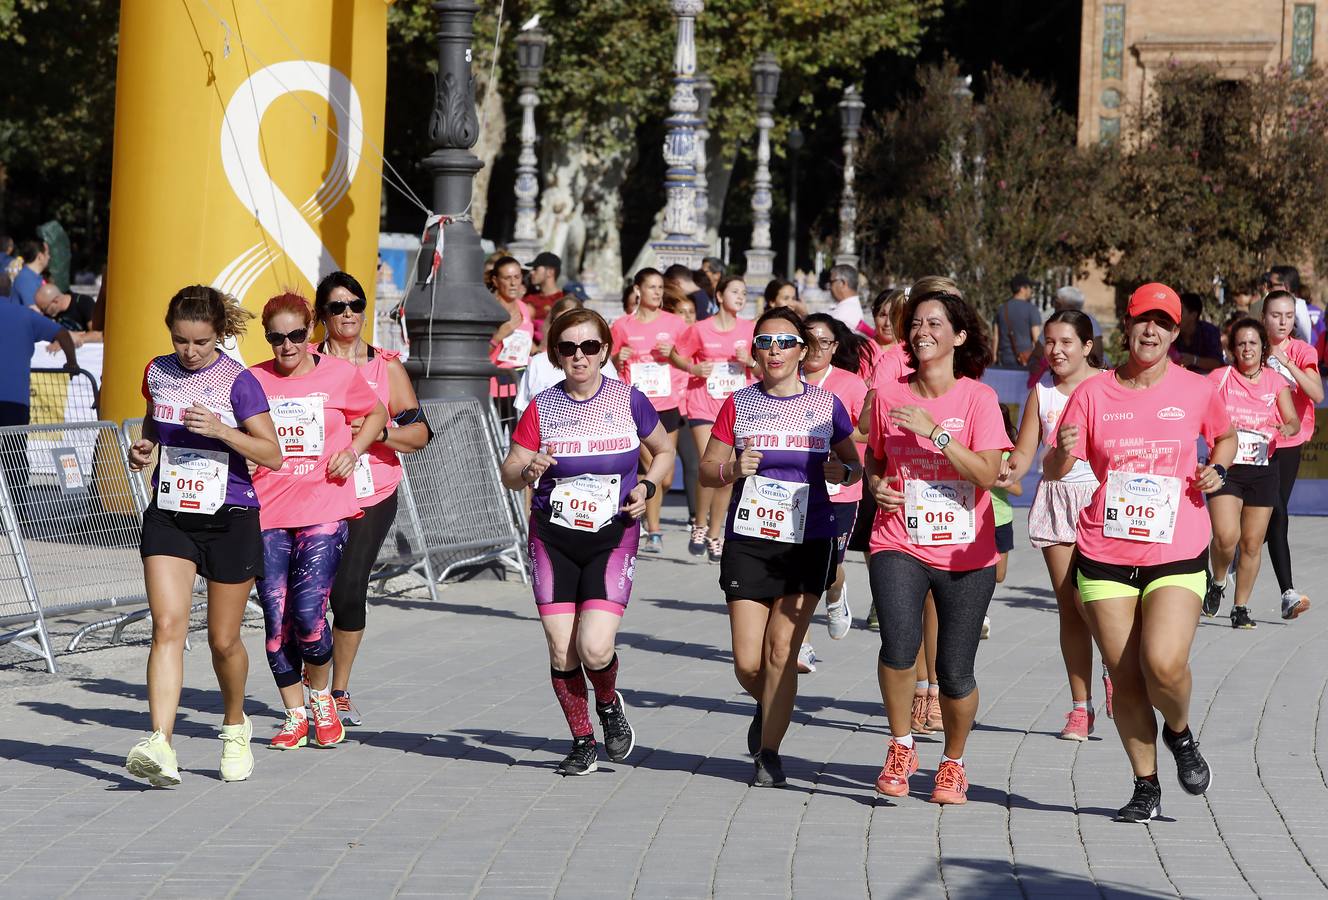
[[1095, 63, 1328, 296], [857, 60, 1104, 312]]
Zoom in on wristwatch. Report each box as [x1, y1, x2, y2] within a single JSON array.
[[840, 462, 853, 484], [1211, 463, 1227, 484], [932, 429, 952, 450], [641, 480, 657, 500]]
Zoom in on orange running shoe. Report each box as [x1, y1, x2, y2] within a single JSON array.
[[910, 694, 932, 734], [309, 692, 345, 747], [929, 759, 968, 805], [875, 738, 920, 797], [269, 712, 308, 750], [925, 694, 944, 732]]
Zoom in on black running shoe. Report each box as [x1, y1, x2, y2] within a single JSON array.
[[1114, 777, 1162, 823], [1230, 605, 1256, 629], [555, 736, 598, 776], [747, 703, 762, 757], [596, 691, 636, 763], [1202, 577, 1223, 617], [752, 748, 786, 787], [1162, 726, 1212, 795]]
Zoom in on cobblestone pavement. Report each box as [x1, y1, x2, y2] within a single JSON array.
[[1, 510, 1326, 899]]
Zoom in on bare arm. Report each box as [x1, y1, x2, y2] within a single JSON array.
[[1275, 387, 1299, 437], [379, 359, 429, 453], [820, 436, 865, 487], [1000, 387, 1042, 486], [699, 434, 740, 488], [500, 441, 556, 491]]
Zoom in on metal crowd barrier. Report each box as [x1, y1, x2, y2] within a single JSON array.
[[29, 367, 100, 425]]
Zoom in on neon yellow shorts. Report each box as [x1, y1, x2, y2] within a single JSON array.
[[1074, 551, 1208, 603]]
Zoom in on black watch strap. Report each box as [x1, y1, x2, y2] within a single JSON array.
[[642, 479, 657, 500]]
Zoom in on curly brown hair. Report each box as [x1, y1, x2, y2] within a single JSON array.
[[901, 278, 993, 379]]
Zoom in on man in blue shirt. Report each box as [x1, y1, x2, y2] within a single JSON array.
[[10, 240, 49, 307], [0, 301, 76, 490]]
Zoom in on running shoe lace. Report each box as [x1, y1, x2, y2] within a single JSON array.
[[219, 729, 246, 748], [910, 695, 928, 725], [334, 694, 352, 714], [884, 743, 913, 778], [310, 694, 335, 728], [276, 714, 304, 738], [934, 760, 965, 792], [690, 524, 707, 543], [601, 703, 630, 745]]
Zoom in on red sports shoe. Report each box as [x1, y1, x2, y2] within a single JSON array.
[[875, 739, 919, 797], [929, 759, 969, 805], [309, 692, 345, 747], [270, 712, 308, 750]]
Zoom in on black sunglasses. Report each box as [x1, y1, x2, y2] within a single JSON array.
[[556, 339, 604, 358], [326, 298, 367, 315], [265, 327, 309, 346]]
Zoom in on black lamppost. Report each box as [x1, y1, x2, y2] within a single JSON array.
[[834, 85, 865, 268], [509, 26, 549, 265], [786, 126, 802, 280], [403, 0, 506, 403]]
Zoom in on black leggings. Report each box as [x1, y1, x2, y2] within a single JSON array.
[[328, 490, 399, 632], [675, 423, 699, 520], [868, 550, 996, 700], [1264, 444, 1302, 593]]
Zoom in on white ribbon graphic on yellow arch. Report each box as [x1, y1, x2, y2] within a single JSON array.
[[214, 60, 364, 305]]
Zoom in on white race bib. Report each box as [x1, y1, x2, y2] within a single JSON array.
[[1234, 429, 1271, 467], [353, 453, 375, 499], [733, 475, 808, 544], [826, 479, 842, 496], [1103, 469, 1181, 544], [629, 362, 672, 398], [271, 397, 325, 457], [904, 478, 976, 546], [157, 446, 229, 515], [497, 329, 533, 366], [706, 362, 746, 399], [550, 473, 620, 532]]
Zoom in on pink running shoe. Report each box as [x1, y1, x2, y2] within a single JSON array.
[[925, 694, 944, 732], [910, 694, 932, 735], [1058, 707, 1095, 742], [875, 739, 919, 797], [269, 712, 308, 751], [309, 692, 345, 747], [929, 759, 969, 805], [1102, 670, 1114, 720]]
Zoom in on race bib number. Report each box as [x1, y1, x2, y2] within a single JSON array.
[[497, 329, 533, 366], [734, 475, 808, 544], [550, 473, 620, 532], [706, 362, 745, 399], [353, 453, 375, 499], [904, 479, 976, 546], [157, 446, 228, 514], [826, 480, 842, 496], [271, 397, 325, 457], [1103, 470, 1181, 544], [1235, 429, 1270, 467], [630, 362, 672, 398]]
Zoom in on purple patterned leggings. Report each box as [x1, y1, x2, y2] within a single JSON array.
[[257, 521, 347, 688]]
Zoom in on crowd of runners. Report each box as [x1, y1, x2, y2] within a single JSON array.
[[121, 267, 1318, 824]]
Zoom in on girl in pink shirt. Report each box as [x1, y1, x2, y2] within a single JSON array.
[[1046, 282, 1234, 823], [1260, 290, 1321, 620], [488, 256, 536, 404], [671, 274, 756, 560], [865, 277, 1010, 807], [1203, 317, 1298, 629], [249, 294, 387, 752], [610, 268, 687, 552]]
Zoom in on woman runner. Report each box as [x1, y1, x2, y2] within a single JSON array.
[[488, 256, 536, 421], [700, 307, 862, 787], [663, 289, 701, 529], [1260, 290, 1319, 620], [125, 286, 283, 786], [1000, 309, 1109, 740], [313, 272, 432, 725], [248, 293, 387, 750], [673, 274, 757, 561], [611, 268, 687, 553], [1203, 317, 1298, 628], [866, 278, 1011, 805], [501, 309, 675, 776], [1045, 283, 1234, 822]]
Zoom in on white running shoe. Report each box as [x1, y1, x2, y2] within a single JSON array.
[[218, 715, 254, 782], [826, 583, 851, 640], [797, 644, 817, 674], [125, 731, 181, 787], [981, 616, 991, 640], [1281, 589, 1311, 620]]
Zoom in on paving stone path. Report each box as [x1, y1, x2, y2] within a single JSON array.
[[1, 510, 1325, 899]]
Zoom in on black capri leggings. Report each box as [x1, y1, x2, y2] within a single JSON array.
[[328, 490, 399, 632], [868, 550, 996, 700], [1264, 444, 1302, 594]]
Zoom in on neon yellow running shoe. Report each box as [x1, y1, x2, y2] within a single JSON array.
[[219, 715, 254, 782], [125, 730, 181, 787]]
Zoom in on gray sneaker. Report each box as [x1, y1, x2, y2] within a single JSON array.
[[825, 583, 851, 640]]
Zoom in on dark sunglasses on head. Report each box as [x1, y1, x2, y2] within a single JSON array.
[[556, 339, 604, 358], [753, 333, 805, 351], [327, 298, 367, 315], [265, 327, 309, 346]]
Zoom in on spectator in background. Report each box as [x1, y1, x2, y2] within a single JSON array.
[[1173, 292, 1224, 373], [0, 236, 14, 276], [1229, 284, 1255, 316], [827, 264, 864, 330], [664, 264, 712, 320], [0, 299, 76, 490], [700, 257, 725, 299], [764, 277, 808, 318], [11, 240, 48, 307], [1053, 286, 1104, 347], [34, 283, 101, 348], [524, 252, 565, 345], [991, 274, 1042, 368]]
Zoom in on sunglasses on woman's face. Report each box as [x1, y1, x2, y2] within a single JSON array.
[[327, 298, 367, 315], [556, 339, 604, 358], [265, 328, 309, 346], [753, 333, 805, 351]]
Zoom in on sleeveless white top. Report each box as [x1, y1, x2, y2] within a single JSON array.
[[1036, 372, 1099, 484]]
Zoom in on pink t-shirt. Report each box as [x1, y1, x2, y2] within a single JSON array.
[[489, 301, 535, 399], [1208, 365, 1291, 463], [806, 365, 869, 503], [610, 310, 688, 412], [1053, 363, 1231, 567], [675, 316, 756, 422], [870, 343, 912, 392], [1269, 337, 1319, 447], [868, 376, 1011, 570], [356, 348, 405, 507], [248, 355, 380, 530]]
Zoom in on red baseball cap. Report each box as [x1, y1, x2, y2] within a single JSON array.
[[1126, 283, 1181, 324]]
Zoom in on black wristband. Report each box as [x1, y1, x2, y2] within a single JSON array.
[[641, 479, 657, 500]]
